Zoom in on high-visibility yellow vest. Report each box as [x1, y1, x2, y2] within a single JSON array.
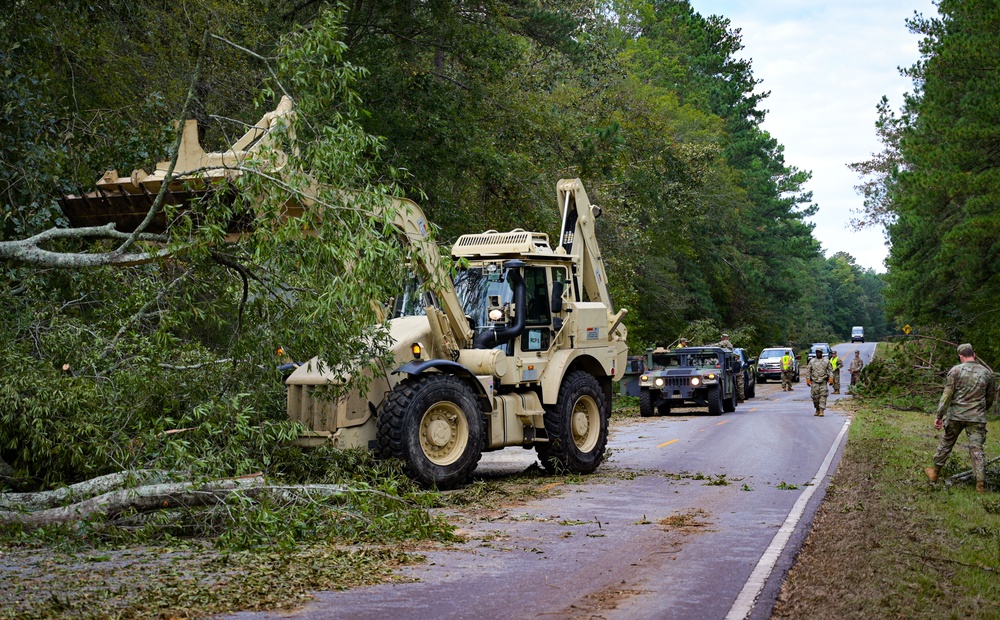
[[831, 357, 840, 370], [781, 355, 793, 370]]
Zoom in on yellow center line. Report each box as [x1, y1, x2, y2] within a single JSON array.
[[716, 419, 730, 426], [748, 408, 757, 412], [657, 439, 679, 448]]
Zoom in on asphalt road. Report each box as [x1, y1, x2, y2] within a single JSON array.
[[223, 341, 876, 620]]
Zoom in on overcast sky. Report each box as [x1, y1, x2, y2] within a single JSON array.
[[687, 0, 938, 272]]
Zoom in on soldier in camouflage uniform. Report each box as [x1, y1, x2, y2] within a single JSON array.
[[848, 351, 864, 391], [805, 349, 833, 416], [926, 343, 998, 493], [714, 334, 743, 400], [829, 350, 842, 394]]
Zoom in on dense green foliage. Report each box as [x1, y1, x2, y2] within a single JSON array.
[[1, 0, 884, 509], [853, 0, 1000, 364]]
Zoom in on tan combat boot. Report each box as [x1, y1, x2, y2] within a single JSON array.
[[925, 466, 940, 482], [788, 387, 793, 391], [818, 410, 824, 417], [814, 409, 820, 416], [833, 390, 840, 394], [977, 480, 986, 494]]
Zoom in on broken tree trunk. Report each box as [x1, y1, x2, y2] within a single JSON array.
[[0, 477, 265, 530], [0, 469, 175, 512]]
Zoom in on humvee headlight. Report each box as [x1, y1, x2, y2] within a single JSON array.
[[411, 343, 423, 358], [706, 373, 716, 380], [654, 377, 665, 387], [640, 374, 649, 382], [691, 377, 701, 386], [488, 308, 504, 322]]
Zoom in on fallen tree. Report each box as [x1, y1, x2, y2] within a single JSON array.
[[0, 471, 359, 531]]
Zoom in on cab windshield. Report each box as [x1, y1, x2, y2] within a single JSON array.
[[391, 267, 513, 336], [760, 350, 786, 359]]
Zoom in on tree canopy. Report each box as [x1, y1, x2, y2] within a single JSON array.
[[851, 0, 999, 363]]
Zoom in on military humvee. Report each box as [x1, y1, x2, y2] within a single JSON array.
[[637, 346, 740, 416]]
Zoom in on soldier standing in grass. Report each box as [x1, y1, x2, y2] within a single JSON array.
[[805, 349, 833, 416], [830, 350, 842, 394], [926, 343, 997, 493], [848, 351, 864, 391], [781, 349, 795, 391]]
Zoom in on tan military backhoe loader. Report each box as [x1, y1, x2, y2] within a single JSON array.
[[60, 97, 628, 489]]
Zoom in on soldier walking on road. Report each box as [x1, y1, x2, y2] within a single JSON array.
[[830, 350, 842, 394], [926, 343, 997, 493], [781, 349, 795, 391], [805, 349, 833, 416], [848, 351, 864, 391]]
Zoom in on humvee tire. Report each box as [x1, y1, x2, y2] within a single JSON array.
[[639, 389, 655, 418], [723, 380, 737, 413], [707, 384, 722, 415], [377, 374, 484, 489], [537, 371, 608, 474]]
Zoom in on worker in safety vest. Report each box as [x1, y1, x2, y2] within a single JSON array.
[[830, 350, 842, 394], [780, 349, 795, 391]]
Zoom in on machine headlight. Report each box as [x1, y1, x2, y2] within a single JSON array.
[[654, 377, 665, 387], [641, 375, 649, 382], [488, 308, 504, 322], [706, 373, 716, 380], [691, 376, 701, 386]]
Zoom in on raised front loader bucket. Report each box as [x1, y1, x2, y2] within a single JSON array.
[[59, 96, 295, 235]]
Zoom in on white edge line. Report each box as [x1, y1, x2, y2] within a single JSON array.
[[725, 417, 853, 620]]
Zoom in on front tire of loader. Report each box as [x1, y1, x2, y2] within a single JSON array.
[[536, 371, 608, 475], [639, 389, 655, 418], [376, 373, 484, 490]]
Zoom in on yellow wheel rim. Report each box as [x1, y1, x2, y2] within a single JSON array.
[[570, 395, 600, 452], [419, 400, 469, 466]]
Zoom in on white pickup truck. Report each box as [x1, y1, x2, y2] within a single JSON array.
[[756, 347, 800, 384]]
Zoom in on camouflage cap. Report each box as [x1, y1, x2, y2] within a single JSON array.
[[721, 333, 729, 338], [957, 343, 975, 357]]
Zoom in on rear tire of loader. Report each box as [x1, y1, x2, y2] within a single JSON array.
[[376, 374, 484, 490], [536, 371, 608, 475]]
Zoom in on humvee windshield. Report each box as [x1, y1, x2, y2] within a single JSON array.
[[689, 353, 722, 368], [651, 353, 682, 368], [650, 352, 721, 369]]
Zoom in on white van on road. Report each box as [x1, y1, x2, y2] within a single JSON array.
[[851, 326, 865, 343]]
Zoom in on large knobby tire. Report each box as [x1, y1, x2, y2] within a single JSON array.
[[376, 374, 484, 490], [706, 385, 722, 415], [536, 371, 609, 475], [639, 389, 655, 418], [723, 380, 737, 412]]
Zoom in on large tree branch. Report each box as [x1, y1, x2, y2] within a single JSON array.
[[0, 223, 173, 267]]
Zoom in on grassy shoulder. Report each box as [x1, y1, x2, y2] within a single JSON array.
[[772, 400, 1000, 619]]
